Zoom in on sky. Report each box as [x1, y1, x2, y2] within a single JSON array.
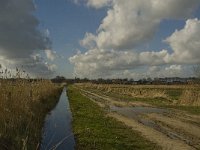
[[0, 0, 200, 79]]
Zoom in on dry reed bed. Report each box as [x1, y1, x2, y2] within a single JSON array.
[[179, 84, 200, 106], [0, 79, 62, 149]]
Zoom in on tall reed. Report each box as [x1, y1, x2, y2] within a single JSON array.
[[0, 68, 62, 149]]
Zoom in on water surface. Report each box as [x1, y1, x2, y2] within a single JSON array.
[[110, 105, 168, 117], [40, 88, 75, 150]]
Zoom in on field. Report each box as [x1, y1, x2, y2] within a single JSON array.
[[0, 79, 62, 150], [67, 85, 159, 150], [76, 83, 200, 112], [1, 79, 200, 149], [71, 83, 200, 149]]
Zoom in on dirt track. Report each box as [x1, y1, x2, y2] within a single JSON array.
[[80, 88, 200, 150]]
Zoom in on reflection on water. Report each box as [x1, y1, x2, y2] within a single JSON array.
[[40, 88, 75, 150]]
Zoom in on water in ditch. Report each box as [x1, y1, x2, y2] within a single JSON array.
[[40, 88, 75, 150]]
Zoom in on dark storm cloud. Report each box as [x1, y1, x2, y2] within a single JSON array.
[[0, 0, 50, 58], [0, 0, 55, 77]]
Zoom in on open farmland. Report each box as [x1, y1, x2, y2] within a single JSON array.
[[72, 83, 200, 150]]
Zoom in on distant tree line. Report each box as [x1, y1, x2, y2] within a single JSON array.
[[51, 76, 197, 85]]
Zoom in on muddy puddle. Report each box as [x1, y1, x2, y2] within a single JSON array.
[[109, 105, 199, 148], [109, 105, 168, 128], [110, 105, 168, 116]]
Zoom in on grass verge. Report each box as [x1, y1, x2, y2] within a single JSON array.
[[67, 85, 159, 150]]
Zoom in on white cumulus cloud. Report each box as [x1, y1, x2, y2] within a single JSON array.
[[165, 18, 200, 64], [80, 0, 200, 50], [86, 0, 112, 9], [69, 48, 170, 78], [70, 0, 200, 78]]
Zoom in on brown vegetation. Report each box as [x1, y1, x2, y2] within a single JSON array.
[[0, 70, 62, 149], [179, 85, 200, 106]]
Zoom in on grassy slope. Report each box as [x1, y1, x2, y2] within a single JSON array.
[[0, 86, 62, 150], [67, 85, 159, 150]]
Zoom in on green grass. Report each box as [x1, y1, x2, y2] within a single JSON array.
[[165, 89, 182, 100], [67, 85, 159, 150]]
